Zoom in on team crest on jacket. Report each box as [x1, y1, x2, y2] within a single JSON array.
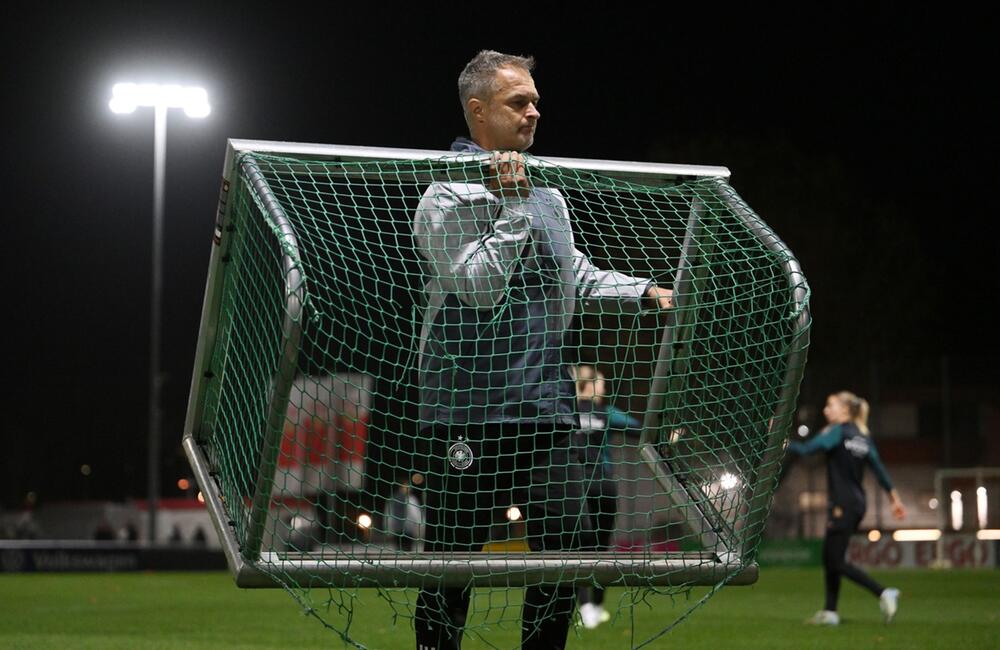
[[448, 439, 474, 470]]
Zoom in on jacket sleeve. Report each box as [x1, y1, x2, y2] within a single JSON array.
[[606, 405, 642, 435], [574, 248, 652, 313], [788, 425, 843, 456], [866, 440, 895, 492], [413, 182, 532, 309], [548, 192, 650, 312]]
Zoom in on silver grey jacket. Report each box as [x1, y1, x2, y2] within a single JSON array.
[[414, 147, 651, 430]]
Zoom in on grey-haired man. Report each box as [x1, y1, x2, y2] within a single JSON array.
[[413, 49, 671, 650]]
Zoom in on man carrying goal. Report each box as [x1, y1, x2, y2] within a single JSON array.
[[412, 49, 672, 649]]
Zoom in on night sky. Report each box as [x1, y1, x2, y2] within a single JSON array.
[[3, 3, 998, 507]]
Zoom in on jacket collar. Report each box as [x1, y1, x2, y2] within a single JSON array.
[[451, 137, 485, 153]]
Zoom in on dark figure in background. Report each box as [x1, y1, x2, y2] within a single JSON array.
[[412, 50, 672, 650], [573, 365, 640, 629], [788, 390, 907, 626], [93, 519, 115, 541], [385, 476, 425, 551]]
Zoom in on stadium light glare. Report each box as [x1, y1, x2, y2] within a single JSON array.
[[109, 82, 211, 118], [719, 473, 739, 490], [976, 529, 1000, 540], [951, 490, 963, 531], [109, 81, 210, 543], [977, 486, 988, 529], [892, 529, 942, 542]]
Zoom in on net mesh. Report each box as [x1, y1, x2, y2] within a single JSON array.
[[189, 149, 810, 647]]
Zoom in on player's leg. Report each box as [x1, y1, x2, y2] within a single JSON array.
[[575, 433, 603, 612], [822, 525, 847, 612], [578, 463, 617, 627], [415, 428, 494, 649], [415, 476, 477, 649], [589, 476, 618, 609], [805, 524, 846, 624], [835, 515, 885, 597], [839, 553, 885, 596], [522, 425, 594, 649], [834, 517, 899, 622]]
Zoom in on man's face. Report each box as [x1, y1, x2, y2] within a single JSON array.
[[473, 66, 540, 151]]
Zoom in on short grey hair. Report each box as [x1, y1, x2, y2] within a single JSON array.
[[458, 50, 536, 114]]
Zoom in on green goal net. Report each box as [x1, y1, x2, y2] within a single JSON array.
[[183, 141, 810, 647]]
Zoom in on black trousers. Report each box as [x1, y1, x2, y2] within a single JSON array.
[[575, 432, 618, 608], [414, 424, 595, 650], [823, 509, 884, 611]]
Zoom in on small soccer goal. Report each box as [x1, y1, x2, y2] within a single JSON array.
[[182, 140, 810, 644]]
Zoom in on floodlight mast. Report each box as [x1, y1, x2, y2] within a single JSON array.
[[109, 83, 210, 543]]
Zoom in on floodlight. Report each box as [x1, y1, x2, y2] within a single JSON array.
[[109, 82, 211, 117]]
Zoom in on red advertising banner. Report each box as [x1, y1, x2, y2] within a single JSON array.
[[276, 374, 372, 496], [848, 535, 997, 568]]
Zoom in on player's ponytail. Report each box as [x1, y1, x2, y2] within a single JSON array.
[[835, 390, 870, 435]]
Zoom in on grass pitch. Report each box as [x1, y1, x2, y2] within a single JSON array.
[[1, 568, 997, 648]]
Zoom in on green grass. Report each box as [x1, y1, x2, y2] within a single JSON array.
[[1, 568, 997, 648]]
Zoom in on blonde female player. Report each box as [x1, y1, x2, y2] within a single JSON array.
[[788, 391, 907, 625]]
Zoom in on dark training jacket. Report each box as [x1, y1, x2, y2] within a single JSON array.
[[413, 138, 651, 429], [789, 422, 894, 516]]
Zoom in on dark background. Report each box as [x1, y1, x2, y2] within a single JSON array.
[[3, 2, 997, 507]]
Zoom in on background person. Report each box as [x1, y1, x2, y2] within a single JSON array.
[[573, 364, 641, 629], [787, 390, 906, 625]]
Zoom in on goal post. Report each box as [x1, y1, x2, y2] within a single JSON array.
[[182, 140, 810, 595], [932, 467, 1000, 566]]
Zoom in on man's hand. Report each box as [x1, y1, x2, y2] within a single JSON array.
[[486, 151, 531, 199], [644, 285, 674, 310]]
